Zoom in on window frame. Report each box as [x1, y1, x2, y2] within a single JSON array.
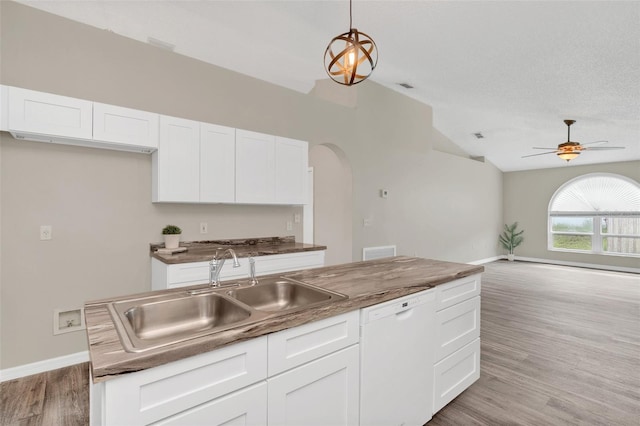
[[548, 173, 640, 258]]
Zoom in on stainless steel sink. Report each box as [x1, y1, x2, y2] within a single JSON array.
[[228, 279, 347, 313], [109, 292, 266, 352], [108, 278, 347, 353]]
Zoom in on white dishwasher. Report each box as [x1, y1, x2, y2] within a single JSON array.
[[360, 288, 436, 426]]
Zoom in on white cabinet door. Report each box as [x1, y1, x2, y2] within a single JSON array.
[[152, 382, 267, 426], [275, 137, 308, 204], [153, 115, 200, 202], [235, 129, 275, 204], [0, 85, 7, 131], [8, 86, 92, 139], [93, 102, 159, 150], [200, 123, 235, 203], [435, 296, 480, 362], [268, 345, 360, 426]]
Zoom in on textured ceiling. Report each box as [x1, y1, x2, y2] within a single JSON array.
[[15, 0, 640, 172]]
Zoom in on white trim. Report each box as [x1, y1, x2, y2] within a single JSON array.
[[0, 351, 89, 382], [513, 256, 640, 274], [467, 256, 503, 265]]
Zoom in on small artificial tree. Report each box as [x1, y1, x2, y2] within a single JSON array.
[[499, 222, 524, 260]]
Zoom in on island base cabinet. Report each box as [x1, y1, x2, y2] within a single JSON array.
[[267, 345, 360, 426], [151, 382, 267, 426], [433, 338, 480, 413]]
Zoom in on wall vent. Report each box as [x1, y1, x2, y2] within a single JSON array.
[[363, 245, 397, 261]]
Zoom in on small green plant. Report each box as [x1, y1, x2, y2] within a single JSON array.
[[162, 225, 182, 235], [499, 222, 524, 254]]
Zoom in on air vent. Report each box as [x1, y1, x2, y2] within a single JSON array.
[[363, 245, 397, 261], [397, 83, 414, 89], [473, 132, 484, 139]]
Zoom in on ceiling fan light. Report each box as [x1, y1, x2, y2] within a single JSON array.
[[557, 151, 580, 162]]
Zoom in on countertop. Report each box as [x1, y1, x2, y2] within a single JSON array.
[[85, 256, 483, 383], [150, 236, 327, 264]]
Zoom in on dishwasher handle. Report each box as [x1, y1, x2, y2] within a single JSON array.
[[395, 308, 414, 321]]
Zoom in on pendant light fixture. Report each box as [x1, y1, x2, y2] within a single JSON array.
[[324, 0, 378, 86]]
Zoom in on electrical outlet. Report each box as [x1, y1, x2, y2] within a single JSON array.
[[294, 213, 301, 223], [40, 225, 52, 240], [200, 222, 208, 234], [286, 221, 293, 231], [363, 218, 372, 227]]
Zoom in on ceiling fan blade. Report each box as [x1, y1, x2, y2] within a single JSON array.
[[522, 151, 558, 158], [582, 146, 625, 151], [532, 147, 559, 150], [581, 140, 608, 146]]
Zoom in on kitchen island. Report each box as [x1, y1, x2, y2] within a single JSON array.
[[86, 256, 483, 425]]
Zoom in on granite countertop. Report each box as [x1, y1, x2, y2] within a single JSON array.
[[85, 256, 483, 383], [150, 236, 327, 264]]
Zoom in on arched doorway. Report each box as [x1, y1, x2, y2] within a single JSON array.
[[310, 144, 353, 265]]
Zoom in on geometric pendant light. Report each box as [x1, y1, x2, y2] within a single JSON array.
[[324, 0, 378, 86]]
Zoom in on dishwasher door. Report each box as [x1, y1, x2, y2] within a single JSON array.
[[360, 288, 436, 426]]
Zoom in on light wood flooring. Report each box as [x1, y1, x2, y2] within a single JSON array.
[[1, 261, 638, 425]]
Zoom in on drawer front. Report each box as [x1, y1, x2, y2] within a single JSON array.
[[433, 338, 480, 414], [435, 274, 481, 311], [167, 261, 209, 285], [268, 310, 359, 376], [104, 337, 267, 425], [151, 382, 267, 426], [257, 251, 325, 275], [435, 296, 480, 362]]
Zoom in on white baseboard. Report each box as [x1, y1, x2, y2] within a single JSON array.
[[0, 351, 89, 382], [513, 256, 640, 274], [468, 255, 503, 265]]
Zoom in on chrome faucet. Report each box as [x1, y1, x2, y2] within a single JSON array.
[[209, 248, 241, 287], [248, 256, 259, 286]]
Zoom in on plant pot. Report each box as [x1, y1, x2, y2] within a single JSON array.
[[164, 234, 181, 249], [507, 253, 515, 262]]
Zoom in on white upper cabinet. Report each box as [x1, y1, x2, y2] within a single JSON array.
[[93, 103, 158, 151], [235, 129, 276, 204], [275, 137, 308, 204], [200, 123, 236, 203], [153, 115, 200, 202], [8, 86, 92, 140], [0, 86, 8, 131]]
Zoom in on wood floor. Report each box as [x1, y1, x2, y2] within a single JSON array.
[[1, 261, 638, 425]]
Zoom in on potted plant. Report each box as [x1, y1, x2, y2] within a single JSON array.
[[162, 225, 182, 249], [499, 222, 524, 261]]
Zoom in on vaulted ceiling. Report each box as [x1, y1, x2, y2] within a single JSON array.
[[15, 0, 640, 172]]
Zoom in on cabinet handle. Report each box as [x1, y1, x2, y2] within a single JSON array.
[[395, 309, 414, 321]]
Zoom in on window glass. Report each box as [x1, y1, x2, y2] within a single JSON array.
[[551, 217, 593, 233], [552, 234, 592, 251], [601, 217, 640, 236]]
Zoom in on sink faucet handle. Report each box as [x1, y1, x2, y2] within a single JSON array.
[[249, 256, 259, 286]]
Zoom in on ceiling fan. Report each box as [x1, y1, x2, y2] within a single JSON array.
[[522, 119, 625, 162]]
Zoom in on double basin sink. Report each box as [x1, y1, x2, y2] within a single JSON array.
[[108, 278, 347, 352]]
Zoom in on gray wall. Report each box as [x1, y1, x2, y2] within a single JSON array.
[[503, 160, 640, 269], [0, 1, 503, 369]]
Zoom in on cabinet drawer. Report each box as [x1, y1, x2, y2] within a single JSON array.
[[167, 261, 210, 286], [268, 310, 359, 376], [93, 102, 159, 149], [435, 296, 480, 362], [8, 86, 92, 139], [103, 337, 267, 425], [435, 274, 481, 310], [151, 382, 267, 426], [258, 251, 325, 275], [433, 338, 480, 413]]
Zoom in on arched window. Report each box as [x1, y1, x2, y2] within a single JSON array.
[[548, 173, 640, 257]]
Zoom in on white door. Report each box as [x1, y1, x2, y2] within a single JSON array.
[[155, 115, 200, 202], [200, 123, 236, 203], [268, 345, 360, 426], [235, 129, 275, 204], [275, 137, 308, 204], [93, 102, 159, 150], [8, 86, 92, 139]]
